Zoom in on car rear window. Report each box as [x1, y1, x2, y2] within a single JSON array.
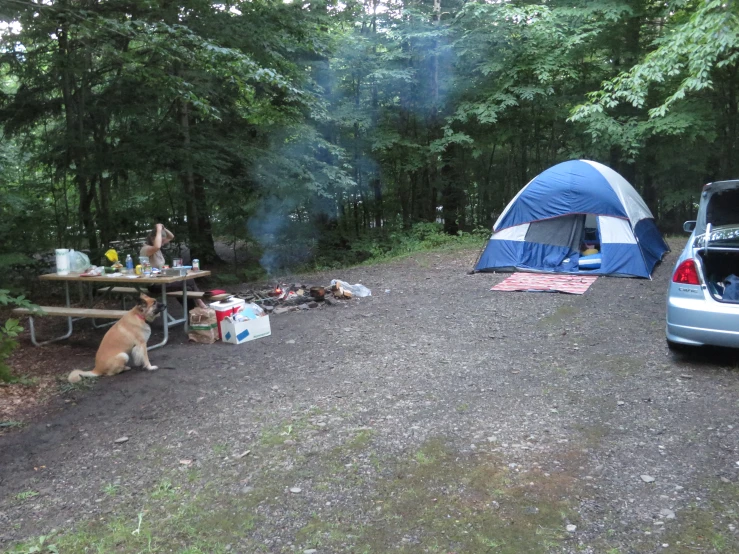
[[707, 188, 739, 227]]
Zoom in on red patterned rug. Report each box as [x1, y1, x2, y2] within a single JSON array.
[[491, 273, 599, 295]]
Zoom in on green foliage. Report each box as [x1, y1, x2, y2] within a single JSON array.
[[571, 0, 739, 120], [0, 290, 39, 383], [0, 0, 736, 274], [314, 222, 488, 269]]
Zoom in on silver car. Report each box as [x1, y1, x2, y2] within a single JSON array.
[[666, 179, 739, 350]]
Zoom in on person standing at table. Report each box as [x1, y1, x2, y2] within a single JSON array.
[[140, 223, 199, 311]]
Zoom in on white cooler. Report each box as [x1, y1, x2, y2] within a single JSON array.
[[209, 298, 246, 341]]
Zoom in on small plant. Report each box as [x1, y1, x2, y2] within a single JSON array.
[[15, 490, 39, 501], [17, 534, 58, 553], [152, 479, 176, 499], [212, 443, 229, 455], [0, 420, 24, 428], [12, 375, 38, 386], [102, 483, 120, 496], [414, 451, 434, 465]]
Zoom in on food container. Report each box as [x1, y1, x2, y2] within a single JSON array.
[[162, 267, 188, 277]]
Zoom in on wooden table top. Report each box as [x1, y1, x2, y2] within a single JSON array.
[[39, 270, 211, 285]]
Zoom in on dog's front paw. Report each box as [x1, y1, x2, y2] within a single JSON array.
[[146, 365, 159, 371]]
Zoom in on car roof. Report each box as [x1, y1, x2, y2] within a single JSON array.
[[705, 180, 739, 191]]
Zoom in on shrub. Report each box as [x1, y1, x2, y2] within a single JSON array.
[[0, 290, 39, 383]]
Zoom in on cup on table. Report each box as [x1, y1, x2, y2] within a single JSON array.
[[172, 258, 183, 267]]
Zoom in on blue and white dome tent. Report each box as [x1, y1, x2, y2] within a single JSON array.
[[474, 160, 670, 278]]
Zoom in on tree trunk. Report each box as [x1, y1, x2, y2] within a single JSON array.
[[179, 101, 218, 263]]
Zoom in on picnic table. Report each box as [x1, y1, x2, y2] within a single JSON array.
[[14, 270, 211, 350]]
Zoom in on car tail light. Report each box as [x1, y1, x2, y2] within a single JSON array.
[[673, 259, 700, 285]]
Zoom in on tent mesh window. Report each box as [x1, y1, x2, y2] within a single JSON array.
[[524, 214, 585, 250]]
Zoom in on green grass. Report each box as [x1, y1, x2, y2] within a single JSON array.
[[9, 433, 582, 554], [57, 378, 95, 394], [294, 438, 580, 553], [15, 491, 39, 502]]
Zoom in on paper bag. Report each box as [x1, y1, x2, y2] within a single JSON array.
[[188, 307, 219, 344]]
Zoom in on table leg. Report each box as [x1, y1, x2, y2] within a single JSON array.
[[147, 282, 170, 351], [88, 282, 117, 329], [182, 278, 189, 334], [28, 281, 74, 346]]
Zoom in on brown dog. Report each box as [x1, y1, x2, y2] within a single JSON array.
[[68, 294, 166, 383]]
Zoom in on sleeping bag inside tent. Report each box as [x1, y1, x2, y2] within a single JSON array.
[[474, 160, 669, 278]]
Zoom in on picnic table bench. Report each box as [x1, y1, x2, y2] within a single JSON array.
[[98, 286, 229, 301]]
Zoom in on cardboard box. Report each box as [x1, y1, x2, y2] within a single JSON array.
[[221, 315, 271, 345]]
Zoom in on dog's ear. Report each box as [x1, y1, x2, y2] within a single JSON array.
[[138, 294, 150, 306]]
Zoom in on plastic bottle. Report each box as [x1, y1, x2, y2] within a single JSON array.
[[125, 254, 133, 273]]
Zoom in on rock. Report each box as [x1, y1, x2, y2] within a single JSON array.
[[617, 401, 625, 406], [304, 550, 317, 554], [660, 508, 676, 520], [274, 307, 290, 315], [286, 339, 296, 344], [234, 450, 250, 459], [114, 436, 129, 444], [641, 475, 656, 483], [566, 524, 577, 533], [308, 302, 319, 308], [289, 487, 302, 494]]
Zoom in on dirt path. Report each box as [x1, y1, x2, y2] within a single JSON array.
[[1, 241, 738, 553]]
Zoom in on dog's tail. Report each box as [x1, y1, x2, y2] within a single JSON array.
[[68, 369, 100, 383]]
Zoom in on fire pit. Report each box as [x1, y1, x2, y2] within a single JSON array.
[[232, 282, 352, 315]]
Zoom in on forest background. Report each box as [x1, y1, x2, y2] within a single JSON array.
[[0, 0, 737, 284]]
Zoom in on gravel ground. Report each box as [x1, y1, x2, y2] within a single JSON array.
[[1, 239, 738, 553]]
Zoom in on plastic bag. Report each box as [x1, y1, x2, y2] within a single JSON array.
[[722, 275, 739, 301], [330, 279, 372, 297], [233, 303, 265, 321], [188, 307, 219, 344], [69, 250, 91, 272]]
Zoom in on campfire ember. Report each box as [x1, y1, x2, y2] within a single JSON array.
[[234, 281, 356, 315]]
